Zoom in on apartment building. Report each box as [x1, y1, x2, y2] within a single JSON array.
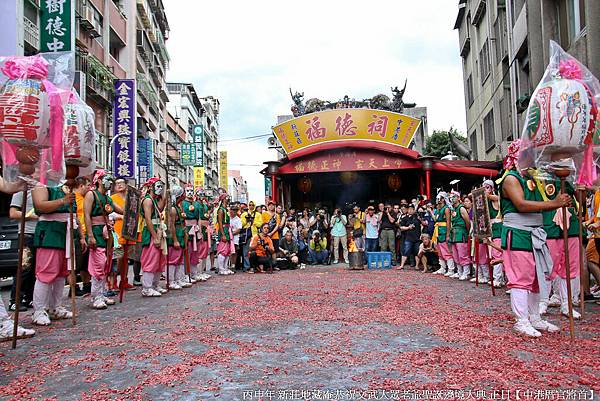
[[228, 170, 248, 204], [455, 0, 512, 161], [200, 96, 220, 190]]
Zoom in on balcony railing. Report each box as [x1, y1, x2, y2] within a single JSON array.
[[136, 0, 151, 29], [23, 17, 39, 50]]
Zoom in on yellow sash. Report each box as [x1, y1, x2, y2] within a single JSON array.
[[432, 222, 447, 244]]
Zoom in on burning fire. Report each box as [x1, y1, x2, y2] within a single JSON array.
[[349, 238, 358, 252]]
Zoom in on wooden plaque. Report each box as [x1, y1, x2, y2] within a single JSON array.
[[122, 185, 142, 242], [471, 187, 492, 240]]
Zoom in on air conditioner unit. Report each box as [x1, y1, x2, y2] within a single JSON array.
[[90, 19, 102, 38], [80, 6, 94, 30], [136, 29, 145, 49]]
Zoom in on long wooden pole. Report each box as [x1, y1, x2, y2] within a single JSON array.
[[119, 244, 128, 303], [11, 189, 28, 349], [576, 188, 585, 318], [557, 170, 575, 341], [68, 200, 77, 326], [474, 237, 480, 287]]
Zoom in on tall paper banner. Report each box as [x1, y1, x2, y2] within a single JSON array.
[[113, 79, 136, 178], [194, 166, 204, 190], [219, 151, 228, 188]]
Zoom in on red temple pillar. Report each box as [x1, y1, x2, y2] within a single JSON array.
[[271, 174, 278, 204], [419, 156, 435, 201], [425, 170, 431, 200], [264, 161, 281, 204]]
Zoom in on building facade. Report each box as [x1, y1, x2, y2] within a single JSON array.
[[456, 0, 600, 161], [227, 170, 248, 204], [199, 96, 220, 190]]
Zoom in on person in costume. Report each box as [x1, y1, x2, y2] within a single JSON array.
[[484, 179, 505, 287], [499, 139, 570, 337], [241, 201, 263, 271], [469, 180, 494, 285], [31, 182, 86, 325], [216, 189, 235, 275], [110, 178, 136, 291], [449, 190, 471, 280], [167, 185, 191, 290], [539, 175, 581, 318], [432, 191, 455, 276], [140, 177, 168, 297], [196, 189, 212, 280], [84, 170, 124, 309], [181, 185, 200, 283]]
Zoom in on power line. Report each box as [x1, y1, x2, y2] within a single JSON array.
[[218, 133, 271, 143]]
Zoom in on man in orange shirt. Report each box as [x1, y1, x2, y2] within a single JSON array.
[[73, 177, 92, 296], [249, 223, 274, 273], [110, 178, 135, 290], [583, 185, 600, 304], [262, 201, 281, 260]]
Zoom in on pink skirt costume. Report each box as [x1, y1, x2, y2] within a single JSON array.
[[88, 216, 110, 280], [546, 238, 580, 280], [491, 238, 503, 261], [35, 213, 77, 283], [452, 242, 471, 266], [437, 242, 453, 261], [141, 244, 166, 273], [186, 219, 209, 262], [167, 246, 184, 265], [474, 242, 489, 265], [217, 226, 233, 257]]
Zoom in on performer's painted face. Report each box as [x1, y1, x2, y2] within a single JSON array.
[[185, 188, 194, 198], [154, 181, 165, 196], [101, 175, 114, 190]]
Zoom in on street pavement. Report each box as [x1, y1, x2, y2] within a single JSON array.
[[1, 266, 599, 401]]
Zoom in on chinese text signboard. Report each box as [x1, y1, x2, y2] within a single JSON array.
[[113, 79, 136, 179], [219, 151, 228, 188], [471, 187, 492, 240], [122, 185, 141, 242], [138, 137, 152, 184], [180, 143, 195, 166], [278, 150, 420, 174], [193, 166, 204, 190], [272, 108, 421, 159], [40, 0, 74, 52], [193, 125, 204, 167]]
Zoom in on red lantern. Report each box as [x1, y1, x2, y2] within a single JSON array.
[[298, 176, 312, 194], [387, 173, 402, 192]]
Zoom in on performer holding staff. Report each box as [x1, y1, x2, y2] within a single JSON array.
[[140, 177, 167, 297], [167, 185, 190, 290]]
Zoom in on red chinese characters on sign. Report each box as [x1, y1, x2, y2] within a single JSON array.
[[367, 114, 389, 138], [305, 116, 327, 141], [0, 94, 41, 141], [335, 113, 357, 136]]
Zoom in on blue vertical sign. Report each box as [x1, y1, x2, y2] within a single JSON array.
[[138, 137, 153, 183], [113, 79, 136, 178]]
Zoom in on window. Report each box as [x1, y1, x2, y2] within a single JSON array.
[[470, 130, 478, 161], [479, 39, 491, 84], [483, 110, 495, 151], [558, 0, 586, 48], [466, 74, 474, 107]]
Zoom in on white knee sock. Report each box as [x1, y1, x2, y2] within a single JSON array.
[[510, 288, 529, 322], [463, 264, 471, 277], [479, 265, 489, 281], [142, 272, 154, 290], [33, 281, 52, 312], [51, 280, 65, 310], [447, 259, 455, 273], [527, 292, 542, 322], [439, 259, 447, 272], [190, 263, 198, 277], [217, 254, 226, 273], [571, 276, 581, 301], [91, 277, 104, 301], [168, 266, 177, 283], [493, 264, 504, 281], [152, 272, 161, 289]]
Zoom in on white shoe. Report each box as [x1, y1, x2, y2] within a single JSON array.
[[299, 264, 306, 269], [155, 287, 167, 294], [202, 273, 212, 280], [433, 267, 445, 275], [333, 260, 339, 264], [444, 271, 454, 277], [188, 276, 197, 283], [0, 319, 35, 339], [49, 306, 72, 320], [539, 302, 548, 316], [561, 307, 581, 319], [572, 299, 580, 307], [169, 283, 182, 290], [459, 274, 468, 281], [179, 280, 192, 288], [469, 277, 477, 283], [505, 289, 512, 294], [92, 298, 107, 310], [531, 318, 560, 333], [102, 296, 116, 306], [548, 294, 561, 307], [493, 280, 503, 288], [141, 288, 155, 297], [32, 310, 51, 326], [450, 273, 459, 279], [513, 320, 542, 337]]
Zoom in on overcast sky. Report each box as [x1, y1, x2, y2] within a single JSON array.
[[163, 0, 467, 202]]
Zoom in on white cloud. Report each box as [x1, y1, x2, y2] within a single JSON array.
[[163, 0, 467, 201]]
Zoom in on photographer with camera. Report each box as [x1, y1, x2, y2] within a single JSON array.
[[278, 230, 300, 269], [249, 223, 274, 273], [240, 201, 263, 272], [379, 203, 397, 266], [310, 208, 329, 236], [398, 204, 422, 270], [309, 230, 329, 265], [330, 208, 349, 264], [349, 205, 366, 252]]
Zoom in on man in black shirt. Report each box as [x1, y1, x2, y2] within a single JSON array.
[[379, 204, 397, 265], [398, 204, 422, 270]]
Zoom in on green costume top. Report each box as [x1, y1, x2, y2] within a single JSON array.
[[167, 204, 186, 246], [197, 201, 209, 240], [450, 204, 468, 243], [500, 170, 543, 251], [541, 179, 580, 239], [88, 189, 114, 248], [34, 186, 77, 249], [217, 206, 231, 242], [140, 195, 161, 247], [434, 205, 449, 243], [488, 199, 502, 239]]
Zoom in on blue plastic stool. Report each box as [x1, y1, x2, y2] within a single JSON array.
[[365, 252, 393, 269]]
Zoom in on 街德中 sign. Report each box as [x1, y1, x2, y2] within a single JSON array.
[[193, 124, 203, 166], [40, 0, 74, 52], [272, 108, 421, 160], [113, 79, 136, 179]]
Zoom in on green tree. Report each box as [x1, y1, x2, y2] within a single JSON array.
[[424, 127, 467, 158]]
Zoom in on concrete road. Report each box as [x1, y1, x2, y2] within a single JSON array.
[[1, 266, 599, 401]]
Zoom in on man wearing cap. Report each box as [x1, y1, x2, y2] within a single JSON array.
[[140, 177, 167, 297], [309, 229, 329, 265], [241, 201, 263, 271], [365, 206, 380, 252], [84, 170, 124, 309], [249, 223, 274, 273]]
